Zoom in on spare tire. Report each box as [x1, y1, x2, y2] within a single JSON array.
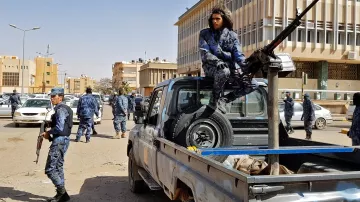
[[171, 105, 234, 163]]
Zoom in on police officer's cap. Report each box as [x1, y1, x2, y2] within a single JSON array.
[[304, 93, 310, 97], [285, 91, 290, 94], [50, 87, 64, 96]]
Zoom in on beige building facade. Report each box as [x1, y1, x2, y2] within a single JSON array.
[[66, 75, 96, 94], [31, 56, 59, 93], [139, 62, 178, 96], [112, 61, 143, 91], [0, 55, 36, 94], [175, 0, 360, 99]]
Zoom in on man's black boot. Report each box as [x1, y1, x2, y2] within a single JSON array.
[[47, 187, 70, 202], [217, 98, 227, 114]]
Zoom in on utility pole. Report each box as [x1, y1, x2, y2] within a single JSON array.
[[64, 73, 67, 93]]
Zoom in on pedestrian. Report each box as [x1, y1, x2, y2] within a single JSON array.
[[75, 87, 99, 143], [127, 92, 136, 120], [9, 89, 21, 118], [111, 92, 118, 120], [199, 1, 258, 114], [284, 91, 294, 134], [113, 88, 128, 139], [301, 93, 315, 140], [41, 87, 73, 202], [347, 92, 360, 146]]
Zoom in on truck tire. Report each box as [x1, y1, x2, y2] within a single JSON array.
[[171, 105, 234, 163], [128, 148, 146, 193]]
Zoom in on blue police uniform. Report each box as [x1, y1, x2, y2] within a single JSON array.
[[302, 93, 315, 139], [199, 3, 258, 114], [284, 93, 294, 133], [9, 92, 21, 118], [348, 92, 360, 146], [76, 93, 99, 142], [45, 87, 72, 202], [113, 94, 128, 136], [127, 95, 136, 120]]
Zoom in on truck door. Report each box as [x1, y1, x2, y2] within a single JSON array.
[[138, 88, 164, 179]]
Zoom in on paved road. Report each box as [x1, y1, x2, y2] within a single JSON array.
[[0, 104, 170, 202], [0, 104, 353, 201]]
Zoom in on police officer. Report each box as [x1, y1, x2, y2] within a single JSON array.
[[75, 87, 99, 143], [9, 89, 21, 118], [111, 92, 118, 120], [284, 91, 294, 134], [301, 93, 315, 140], [347, 92, 360, 146], [113, 88, 128, 139], [199, 1, 258, 114], [127, 92, 136, 120], [41, 87, 72, 202]]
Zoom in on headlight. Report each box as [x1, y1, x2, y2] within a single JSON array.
[[14, 112, 21, 117], [40, 112, 46, 116]]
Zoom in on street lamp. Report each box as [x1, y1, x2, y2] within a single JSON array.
[[9, 24, 40, 95]]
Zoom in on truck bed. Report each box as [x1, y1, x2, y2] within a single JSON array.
[[155, 137, 360, 201]]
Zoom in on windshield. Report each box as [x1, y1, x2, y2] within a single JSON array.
[[23, 99, 51, 108], [71, 100, 79, 108]]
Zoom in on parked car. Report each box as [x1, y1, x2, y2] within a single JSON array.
[[13, 98, 54, 127], [0, 99, 12, 117], [103, 95, 110, 102], [70, 98, 102, 124], [279, 101, 333, 130], [346, 101, 355, 120]]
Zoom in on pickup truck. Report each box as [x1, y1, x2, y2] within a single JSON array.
[[127, 76, 360, 202]]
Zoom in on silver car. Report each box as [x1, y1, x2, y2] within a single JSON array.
[[279, 102, 333, 130], [0, 99, 12, 117]]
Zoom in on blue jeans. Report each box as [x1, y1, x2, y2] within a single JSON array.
[[76, 118, 93, 140], [113, 115, 126, 133], [45, 136, 70, 188]]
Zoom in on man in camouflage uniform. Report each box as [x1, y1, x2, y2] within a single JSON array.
[[284, 91, 294, 134], [75, 87, 99, 143], [127, 92, 136, 120], [9, 89, 21, 118], [301, 93, 315, 140], [199, 1, 258, 114], [347, 92, 360, 146], [113, 88, 128, 139], [41, 87, 72, 202]]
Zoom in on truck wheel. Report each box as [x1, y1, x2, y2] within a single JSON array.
[[171, 105, 234, 163], [128, 148, 146, 193]]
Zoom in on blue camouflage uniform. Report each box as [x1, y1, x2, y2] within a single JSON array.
[[199, 4, 258, 114], [45, 87, 73, 200], [301, 93, 315, 139], [127, 95, 136, 120], [76, 93, 99, 142], [9, 92, 21, 118], [114, 94, 128, 133], [283, 94, 294, 133], [348, 93, 360, 145]]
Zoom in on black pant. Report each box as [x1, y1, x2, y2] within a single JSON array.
[[11, 105, 17, 118]]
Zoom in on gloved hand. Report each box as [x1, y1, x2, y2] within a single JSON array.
[[217, 61, 228, 70]]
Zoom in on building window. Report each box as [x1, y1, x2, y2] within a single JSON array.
[[46, 72, 50, 76], [356, 33, 360, 46], [46, 81, 50, 84], [162, 73, 166, 80], [298, 30, 303, 42], [173, 74, 177, 78], [317, 31, 320, 43], [2, 72, 19, 86], [326, 31, 333, 44]]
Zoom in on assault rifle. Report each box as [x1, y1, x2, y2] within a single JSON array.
[[246, 0, 320, 78], [34, 108, 52, 164]]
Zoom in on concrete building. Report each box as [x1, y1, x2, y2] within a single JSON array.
[[139, 61, 178, 96], [112, 60, 144, 91], [66, 75, 96, 94], [0, 55, 36, 93], [175, 0, 360, 99], [31, 56, 59, 93]]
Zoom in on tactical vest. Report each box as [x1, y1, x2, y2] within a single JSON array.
[[51, 104, 73, 137]]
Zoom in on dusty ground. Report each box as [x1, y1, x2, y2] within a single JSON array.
[[0, 104, 352, 202], [0, 104, 170, 202]]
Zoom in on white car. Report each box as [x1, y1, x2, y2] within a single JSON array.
[[279, 102, 333, 130], [13, 98, 54, 127], [70, 98, 102, 124]]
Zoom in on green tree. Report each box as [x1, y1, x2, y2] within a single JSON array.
[[120, 81, 132, 94]]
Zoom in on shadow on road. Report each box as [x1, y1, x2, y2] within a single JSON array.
[[2, 123, 41, 128], [0, 176, 171, 202], [0, 186, 46, 202]]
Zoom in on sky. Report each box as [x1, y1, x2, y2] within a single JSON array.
[[0, 0, 199, 81]]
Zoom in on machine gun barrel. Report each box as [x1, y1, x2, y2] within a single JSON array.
[[264, 0, 320, 54]]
